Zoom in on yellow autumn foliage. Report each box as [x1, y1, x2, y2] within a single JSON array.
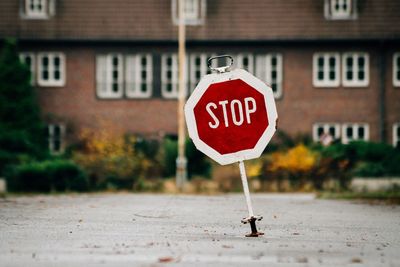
[[268, 144, 317, 173], [73, 122, 142, 186]]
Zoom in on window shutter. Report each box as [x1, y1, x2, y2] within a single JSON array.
[[96, 55, 108, 98]]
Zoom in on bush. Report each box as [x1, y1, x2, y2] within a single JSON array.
[[161, 137, 211, 179], [353, 162, 386, 177], [6, 160, 88, 192], [72, 124, 142, 190]]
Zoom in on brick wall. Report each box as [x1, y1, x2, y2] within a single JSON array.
[[28, 43, 400, 145]]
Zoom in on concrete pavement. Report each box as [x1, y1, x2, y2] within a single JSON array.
[[0, 193, 399, 266]]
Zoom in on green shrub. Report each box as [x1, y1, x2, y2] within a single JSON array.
[[162, 137, 211, 179], [6, 160, 88, 192], [353, 162, 386, 177]]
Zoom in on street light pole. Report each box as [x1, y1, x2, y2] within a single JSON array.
[[176, 0, 188, 191]]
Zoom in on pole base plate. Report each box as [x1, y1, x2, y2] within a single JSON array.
[[245, 231, 264, 237]]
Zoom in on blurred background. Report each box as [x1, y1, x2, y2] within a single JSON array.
[[0, 0, 399, 198]]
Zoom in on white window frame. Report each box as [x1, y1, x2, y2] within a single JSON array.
[[189, 53, 215, 93], [161, 53, 188, 99], [25, 0, 47, 18], [48, 124, 65, 155], [341, 123, 369, 144], [96, 54, 124, 99], [393, 123, 400, 148], [19, 52, 36, 85], [324, 0, 356, 20], [125, 54, 153, 99], [256, 53, 283, 99], [234, 54, 255, 74], [330, 0, 352, 18], [342, 52, 369, 87], [393, 53, 400, 87], [312, 123, 341, 142], [172, 0, 206, 25], [313, 53, 340, 87], [37, 52, 66, 87]]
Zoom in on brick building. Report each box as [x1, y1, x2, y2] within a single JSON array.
[[0, 0, 399, 153]]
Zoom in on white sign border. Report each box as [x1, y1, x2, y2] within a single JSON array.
[[185, 69, 278, 165]]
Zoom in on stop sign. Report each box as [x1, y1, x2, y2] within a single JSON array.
[[185, 69, 278, 165]]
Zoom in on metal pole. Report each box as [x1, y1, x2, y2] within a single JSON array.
[[239, 160, 254, 217], [239, 160, 264, 237], [176, 0, 187, 190]]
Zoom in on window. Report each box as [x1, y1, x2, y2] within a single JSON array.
[[342, 53, 369, 87], [256, 54, 283, 99], [125, 54, 153, 98], [313, 53, 340, 87], [393, 123, 400, 148], [341, 123, 369, 144], [19, 52, 36, 85], [189, 53, 214, 92], [21, 0, 55, 19], [47, 124, 65, 155], [313, 123, 341, 142], [393, 53, 400, 87], [172, 0, 206, 25], [235, 54, 254, 74], [96, 54, 123, 99], [37, 53, 65, 87], [161, 53, 188, 99], [325, 0, 356, 20]]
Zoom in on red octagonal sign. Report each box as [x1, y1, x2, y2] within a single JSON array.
[[185, 69, 278, 165]]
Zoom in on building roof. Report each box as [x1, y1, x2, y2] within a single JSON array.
[[0, 0, 399, 42]]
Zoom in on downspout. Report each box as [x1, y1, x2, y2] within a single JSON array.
[[378, 41, 386, 143]]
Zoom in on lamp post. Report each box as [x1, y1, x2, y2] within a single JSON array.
[[176, 0, 188, 190]]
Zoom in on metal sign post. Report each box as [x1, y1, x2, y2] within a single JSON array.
[[239, 160, 264, 237], [184, 55, 278, 237]]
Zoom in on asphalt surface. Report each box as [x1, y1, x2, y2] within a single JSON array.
[[0, 193, 399, 267]]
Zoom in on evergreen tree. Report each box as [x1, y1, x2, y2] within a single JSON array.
[[0, 39, 45, 174]]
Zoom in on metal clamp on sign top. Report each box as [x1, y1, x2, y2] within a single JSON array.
[[207, 55, 234, 74]]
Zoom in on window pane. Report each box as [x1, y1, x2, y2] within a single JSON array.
[[329, 127, 336, 136], [53, 140, 61, 152], [347, 71, 353, 80], [271, 57, 277, 66], [318, 71, 324, 80], [113, 57, 119, 66], [346, 57, 353, 67], [42, 56, 49, 66], [358, 71, 364, 80], [112, 83, 119, 92], [54, 57, 60, 66], [42, 70, 48, 80], [329, 71, 335, 80], [358, 127, 365, 138], [318, 127, 324, 137], [329, 57, 336, 67], [318, 57, 324, 67], [141, 83, 147, 92], [54, 70, 60, 80], [358, 57, 365, 67], [346, 127, 353, 137]]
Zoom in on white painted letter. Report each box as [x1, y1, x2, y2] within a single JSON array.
[[219, 100, 229, 127], [244, 97, 256, 124], [231, 100, 244, 126], [206, 102, 219, 129]]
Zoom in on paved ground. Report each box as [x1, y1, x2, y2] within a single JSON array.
[[0, 193, 399, 267]]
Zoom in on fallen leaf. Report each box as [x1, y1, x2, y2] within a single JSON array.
[[159, 257, 174, 263]]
